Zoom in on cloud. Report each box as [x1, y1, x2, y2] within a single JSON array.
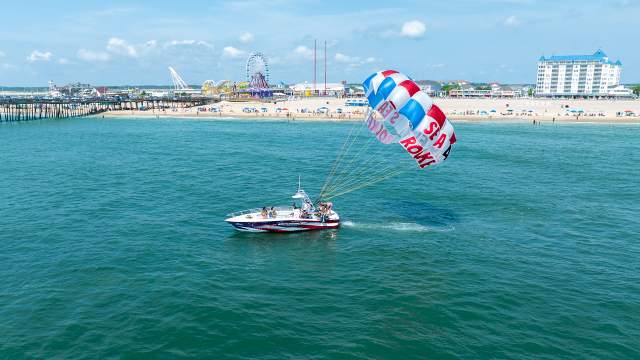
[[335, 53, 354, 63], [504, 15, 520, 26], [141, 40, 158, 50], [334, 53, 377, 67], [107, 37, 138, 57], [612, 0, 640, 7], [58, 58, 69, 65], [222, 46, 246, 58], [268, 56, 282, 65], [77, 49, 111, 62], [401, 20, 426, 38], [1, 63, 15, 70], [163, 40, 213, 50], [90, 7, 137, 17], [239, 32, 254, 44], [165, 40, 196, 47], [26, 50, 52, 62], [293, 45, 313, 59]]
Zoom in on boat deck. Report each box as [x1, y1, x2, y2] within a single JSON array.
[[225, 206, 337, 223]]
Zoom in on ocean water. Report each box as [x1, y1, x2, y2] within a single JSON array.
[[1, 117, 639, 359]]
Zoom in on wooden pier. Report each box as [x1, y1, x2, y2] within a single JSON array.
[[0, 98, 210, 123]]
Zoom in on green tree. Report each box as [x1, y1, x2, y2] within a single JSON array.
[[441, 83, 461, 95], [632, 85, 640, 96], [528, 88, 534, 97]]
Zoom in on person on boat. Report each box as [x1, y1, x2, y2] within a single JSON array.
[[292, 202, 300, 218], [271, 207, 277, 218], [261, 207, 268, 218], [302, 199, 312, 213]]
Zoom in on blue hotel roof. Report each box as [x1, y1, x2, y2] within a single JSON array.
[[539, 50, 621, 65]]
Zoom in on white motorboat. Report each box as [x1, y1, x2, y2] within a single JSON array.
[[225, 183, 339, 233]]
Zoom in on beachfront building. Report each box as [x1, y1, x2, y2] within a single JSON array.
[[415, 80, 442, 97], [536, 50, 622, 97], [606, 85, 634, 97], [448, 83, 521, 98], [449, 86, 491, 98], [290, 82, 346, 97]]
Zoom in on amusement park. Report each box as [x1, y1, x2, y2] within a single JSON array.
[[194, 45, 351, 100], [28, 42, 357, 104], [201, 52, 276, 98]]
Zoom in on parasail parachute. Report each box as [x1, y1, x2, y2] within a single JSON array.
[[318, 70, 457, 201], [363, 70, 456, 169]]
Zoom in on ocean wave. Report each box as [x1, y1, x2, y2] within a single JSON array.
[[342, 220, 453, 233]]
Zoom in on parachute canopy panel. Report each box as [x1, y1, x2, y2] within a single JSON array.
[[363, 69, 456, 169]]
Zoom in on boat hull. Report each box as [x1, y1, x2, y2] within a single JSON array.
[[227, 219, 340, 233]]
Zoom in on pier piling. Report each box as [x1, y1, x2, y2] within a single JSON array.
[[0, 98, 208, 123]]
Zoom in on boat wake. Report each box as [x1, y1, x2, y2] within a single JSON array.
[[341, 220, 453, 233]]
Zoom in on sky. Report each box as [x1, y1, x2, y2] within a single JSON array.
[[0, 0, 638, 86]]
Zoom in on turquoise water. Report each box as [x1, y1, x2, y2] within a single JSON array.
[[1, 117, 639, 359]]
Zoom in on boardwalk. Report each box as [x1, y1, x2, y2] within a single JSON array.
[[0, 97, 210, 123]]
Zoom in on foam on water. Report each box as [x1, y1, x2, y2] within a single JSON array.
[[342, 220, 453, 233]]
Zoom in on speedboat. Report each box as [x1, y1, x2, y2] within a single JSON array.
[[224, 184, 340, 233]]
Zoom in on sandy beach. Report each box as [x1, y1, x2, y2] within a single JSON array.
[[101, 97, 640, 123]]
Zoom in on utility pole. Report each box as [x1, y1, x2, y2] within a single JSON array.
[[324, 40, 327, 96]]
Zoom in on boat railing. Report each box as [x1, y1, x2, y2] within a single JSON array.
[[226, 206, 294, 218]]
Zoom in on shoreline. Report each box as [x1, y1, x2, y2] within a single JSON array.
[[98, 97, 640, 124], [99, 110, 640, 124]]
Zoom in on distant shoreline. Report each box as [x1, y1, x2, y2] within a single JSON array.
[[97, 111, 640, 124], [98, 97, 640, 124]]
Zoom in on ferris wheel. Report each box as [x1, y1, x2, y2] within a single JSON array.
[[246, 52, 270, 85]]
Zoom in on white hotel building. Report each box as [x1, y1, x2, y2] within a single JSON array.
[[536, 50, 622, 97]]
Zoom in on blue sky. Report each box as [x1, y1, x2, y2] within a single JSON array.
[[0, 0, 638, 86]]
